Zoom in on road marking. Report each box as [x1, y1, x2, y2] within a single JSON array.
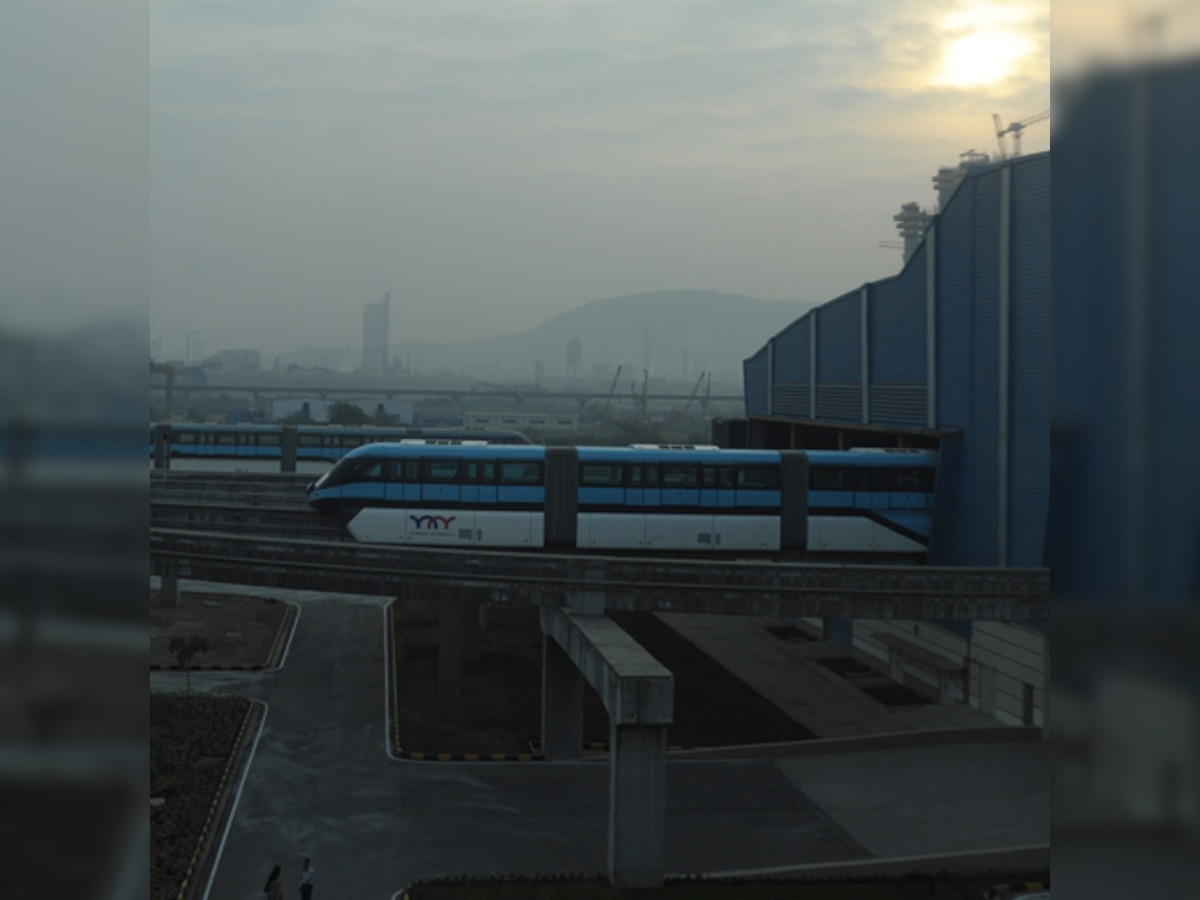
[[267, 601, 302, 671], [201, 699, 269, 900]]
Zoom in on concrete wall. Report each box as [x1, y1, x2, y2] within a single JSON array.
[[800, 616, 1046, 729]]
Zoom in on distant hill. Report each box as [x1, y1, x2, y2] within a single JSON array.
[[393, 290, 811, 387]]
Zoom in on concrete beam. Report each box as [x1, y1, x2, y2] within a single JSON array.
[[540, 607, 673, 889], [540, 608, 673, 725]]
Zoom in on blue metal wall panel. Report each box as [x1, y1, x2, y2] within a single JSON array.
[[970, 169, 1001, 566], [772, 315, 810, 382], [869, 244, 927, 427], [743, 347, 769, 417], [816, 292, 860, 382], [934, 175, 974, 565], [815, 292, 861, 422], [1147, 64, 1200, 604], [1009, 154, 1051, 567], [869, 251, 926, 382], [770, 315, 811, 418]]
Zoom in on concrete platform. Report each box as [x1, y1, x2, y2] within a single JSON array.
[[657, 612, 1002, 738]]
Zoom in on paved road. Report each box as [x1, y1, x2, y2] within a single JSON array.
[[152, 587, 868, 898]]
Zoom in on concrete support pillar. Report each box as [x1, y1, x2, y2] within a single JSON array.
[[437, 599, 465, 697], [153, 423, 171, 470], [541, 636, 583, 760], [608, 722, 668, 889], [160, 574, 179, 608], [280, 425, 297, 473]]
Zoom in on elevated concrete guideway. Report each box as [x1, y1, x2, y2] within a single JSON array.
[[150, 529, 1048, 620]]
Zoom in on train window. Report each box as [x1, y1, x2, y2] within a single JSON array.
[[581, 463, 622, 487], [662, 464, 699, 488], [327, 457, 384, 485], [257, 434, 280, 446], [855, 467, 891, 491], [500, 462, 543, 485], [217, 433, 237, 446], [425, 459, 460, 482], [892, 467, 935, 492], [298, 435, 323, 447], [719, 467, 736, 489], [737, 465, 779, 489], [462, 461, 497, 483], [402, 459, 421, 481], [627, 465, 643, 487], [175, 432, 198, 444], [810, 466, 852, 490]]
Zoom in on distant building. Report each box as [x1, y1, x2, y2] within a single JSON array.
[[362, 292, 390, 373], [464, 411, 579, 432], [209, 348, 262, 374]]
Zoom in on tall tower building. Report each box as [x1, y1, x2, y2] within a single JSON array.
[[362, 291, 390, 373]]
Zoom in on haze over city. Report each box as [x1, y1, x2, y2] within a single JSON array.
[[148, 1, 1050, 365]]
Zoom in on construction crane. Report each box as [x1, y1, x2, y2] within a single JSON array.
[[602, 364, 622, 417], [682, 371, 709, 418], [992, 110, 1050, 160]]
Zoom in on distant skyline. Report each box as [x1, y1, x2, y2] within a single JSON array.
[[148, 1, 1049, 361]]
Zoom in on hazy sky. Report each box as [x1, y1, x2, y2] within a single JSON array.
[[148, 0, 1050, 360]]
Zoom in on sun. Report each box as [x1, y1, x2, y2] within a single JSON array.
[[939, 29, 1032, 86]]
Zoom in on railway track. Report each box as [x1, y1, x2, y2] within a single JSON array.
[[151, 471, 345, 539]]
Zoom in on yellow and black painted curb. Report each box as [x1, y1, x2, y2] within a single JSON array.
[[173, 700, 255, 900], [985, 881, 1049, 898], [152, 602, 296, 672]]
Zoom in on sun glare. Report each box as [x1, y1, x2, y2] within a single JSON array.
[[940, 30, 1031, 86], [934, 3, 1039, 88]]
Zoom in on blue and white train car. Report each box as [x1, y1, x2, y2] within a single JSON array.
[[307, 443, 937, 560]]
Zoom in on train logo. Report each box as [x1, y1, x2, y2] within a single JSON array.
[[409, 514, 457, 530]]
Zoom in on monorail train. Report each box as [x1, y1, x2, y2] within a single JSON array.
[[149, 423, 531, 461], [306, 443, 938, 559]]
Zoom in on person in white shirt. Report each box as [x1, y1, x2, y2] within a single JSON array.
[[299, 857, 314, 900]]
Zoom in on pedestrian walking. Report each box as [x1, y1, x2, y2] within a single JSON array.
[[264, 865, 284, 900], [299, 857, 315, 900]]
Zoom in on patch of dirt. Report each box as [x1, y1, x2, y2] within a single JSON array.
[[150, 592, 289, 668], [392, 601, 815, 756], [150, 694, 252, 900]]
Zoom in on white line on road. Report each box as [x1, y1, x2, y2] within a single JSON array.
[[202, 699, 270, 900]]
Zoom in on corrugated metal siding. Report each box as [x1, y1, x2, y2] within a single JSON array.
[[816, 292, 860, 382], [935, 178, 974, 564], [869, 385, 926, 425], [816, 385, 860, 421], [970, 169, 1001, 566], [869, 245, 927, 426], [771, 315, 811, 418], [1009, 154, 1051, 567], [773, 316, 810, 381], [743, 347, 769, 417], [1147, 65, 1200, 604], [815, 293, 860, 421]]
